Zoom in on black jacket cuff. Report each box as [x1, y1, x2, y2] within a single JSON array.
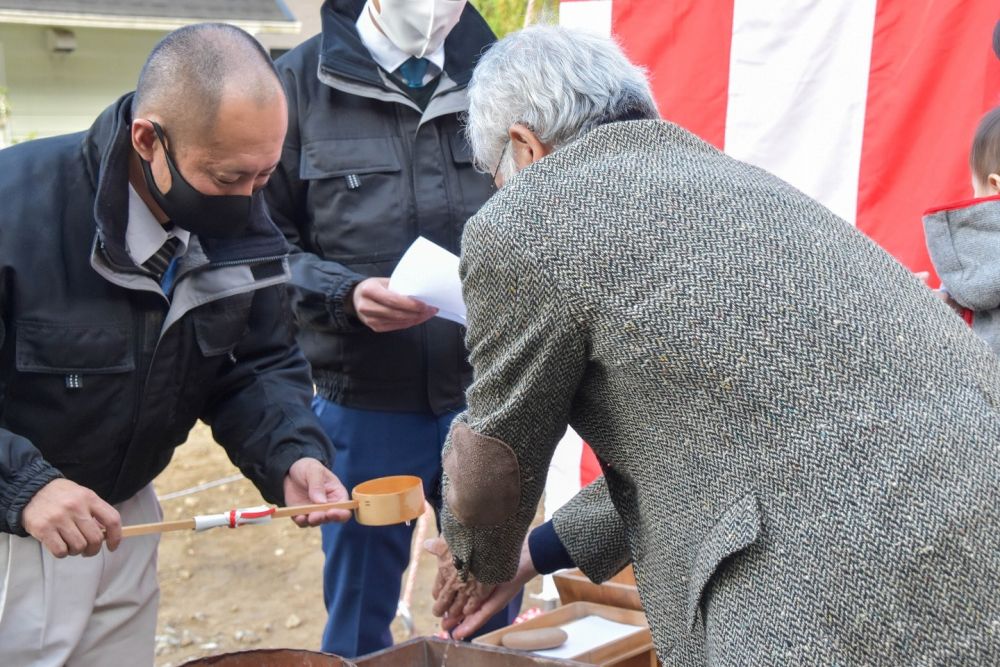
[[260, 444, 330, 506], [5, 459, 64, 536], [328, 274, 366, 331]]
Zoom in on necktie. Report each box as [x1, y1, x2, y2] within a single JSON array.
[[143, 235, 181, 283], [397, 57, 430, 88]]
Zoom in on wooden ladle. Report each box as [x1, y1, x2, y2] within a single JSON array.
[[121, 475, 425, 538]]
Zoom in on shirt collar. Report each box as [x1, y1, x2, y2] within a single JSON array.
[[356, 0, 446, 78], [126, 184, 190, 266]]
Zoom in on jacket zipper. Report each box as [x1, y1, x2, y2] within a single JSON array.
[[130, 306, 146, 428], [396, 105, 420, 247], [100, 237, 286, 274], [206, 254, 287, 269]]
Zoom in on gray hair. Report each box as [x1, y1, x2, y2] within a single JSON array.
[[466, 25, 658, 181]]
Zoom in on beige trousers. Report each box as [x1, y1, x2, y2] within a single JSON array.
[[0, 484, 161, 667]]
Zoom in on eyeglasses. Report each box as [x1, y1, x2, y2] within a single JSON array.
[[492, 139, 510, 187]]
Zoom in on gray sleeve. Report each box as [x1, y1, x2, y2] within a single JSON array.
[[440, 214, 587, 584], [552, 476, 632, 583]]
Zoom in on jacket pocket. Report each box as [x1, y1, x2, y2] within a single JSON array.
[[300, 137, 407, 263], [448, 132, 475, 166], [687, 492, 763, 632], [15, 321, 134, 373], [447, 132, 494, 225], [12, 321, 136, 466], [192, 293, 254, 357]]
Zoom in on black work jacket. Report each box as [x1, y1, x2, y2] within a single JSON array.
[[0, 94, 331, 535], [265, 0, 496, 414]]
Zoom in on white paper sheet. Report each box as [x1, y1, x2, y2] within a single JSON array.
[[530, 615, 645, 659], [388, 237, 466, 325]]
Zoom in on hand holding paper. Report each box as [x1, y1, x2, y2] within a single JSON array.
[[350, 277, 438, 333], [389, 237, 467, 325]]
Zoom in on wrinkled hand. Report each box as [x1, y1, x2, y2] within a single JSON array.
[[444, 537, 539, 640], [347, 277, 438, 333], [283, 458, 352, 527], [425, 537, 496, 633], [22, 478, 121, 558]]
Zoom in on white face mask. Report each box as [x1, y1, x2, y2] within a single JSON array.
[[370, 0, 467, 59]]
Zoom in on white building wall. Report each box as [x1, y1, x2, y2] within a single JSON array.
[[0, 24, 163, 141]]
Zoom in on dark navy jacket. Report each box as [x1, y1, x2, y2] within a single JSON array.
[[0, 94, 332, 535]]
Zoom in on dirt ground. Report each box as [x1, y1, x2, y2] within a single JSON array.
[[152, 423, 542, 666]]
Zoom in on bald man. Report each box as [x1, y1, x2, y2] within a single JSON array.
[[0, 24, 349, 666]]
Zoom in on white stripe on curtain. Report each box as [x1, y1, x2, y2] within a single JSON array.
[[724, 0, 878, 224], [558, 0, 613, 37]]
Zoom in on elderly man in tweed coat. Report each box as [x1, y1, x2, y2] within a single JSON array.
[[433, 26, 1000, 665]]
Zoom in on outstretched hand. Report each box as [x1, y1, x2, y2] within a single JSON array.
[[282, 457, 352, 527], [426, 536, 539, 639], [425, 536, 496, 630]]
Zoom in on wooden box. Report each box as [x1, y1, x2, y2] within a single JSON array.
[[473, 602, 654, 667], [354, 636, 588, 666], [553, 567, 642, 612]]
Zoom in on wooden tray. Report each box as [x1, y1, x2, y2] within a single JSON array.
[[473, 602, 654, 667], [553, 567, 643, 612], [354, 636, 588, 666]]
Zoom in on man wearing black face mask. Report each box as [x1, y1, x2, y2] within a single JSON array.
[[0, 24, 350, 665]]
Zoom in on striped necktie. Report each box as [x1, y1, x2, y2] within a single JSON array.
[[143, 235, 181, 282]]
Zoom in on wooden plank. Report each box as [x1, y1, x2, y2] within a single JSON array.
[[553, 567, 643, 612]]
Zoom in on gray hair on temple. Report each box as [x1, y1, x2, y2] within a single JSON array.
[[465, 25, 659, 180]]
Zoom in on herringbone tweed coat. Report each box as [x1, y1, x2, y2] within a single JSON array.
[[440, 120, 1000, 665]]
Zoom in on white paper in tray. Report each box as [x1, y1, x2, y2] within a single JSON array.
[[530, 614, 645, 659]]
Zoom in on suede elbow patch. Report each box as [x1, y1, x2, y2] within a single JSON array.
[[444, 423, 521, 527]]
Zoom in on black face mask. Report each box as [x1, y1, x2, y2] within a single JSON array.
[[138, 121, 253, 239]]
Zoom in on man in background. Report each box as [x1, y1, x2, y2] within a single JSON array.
[[265, 0, 520, 657]]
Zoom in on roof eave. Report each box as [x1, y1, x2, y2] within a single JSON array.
[[0, 10, 301, 34]]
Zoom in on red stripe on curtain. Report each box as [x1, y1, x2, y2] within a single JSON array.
[[857, 0, 1000, 276], [580, 443, 602, 487], [612, 0, 736, 149]]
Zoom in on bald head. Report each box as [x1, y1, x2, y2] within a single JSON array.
[[134, 23, 284, 142]]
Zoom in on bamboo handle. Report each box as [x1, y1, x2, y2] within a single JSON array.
[[270, 499, 358, 519], [122, 518, 196, 538], [119, 500, 360, 538]]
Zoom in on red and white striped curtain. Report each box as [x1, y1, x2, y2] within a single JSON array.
[[548, 0, 1000, 516], [561, 0, 1000, 275]]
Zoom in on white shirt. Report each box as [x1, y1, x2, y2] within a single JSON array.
[[125, 184, 189, 267], [356, 0, 445, 85]]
